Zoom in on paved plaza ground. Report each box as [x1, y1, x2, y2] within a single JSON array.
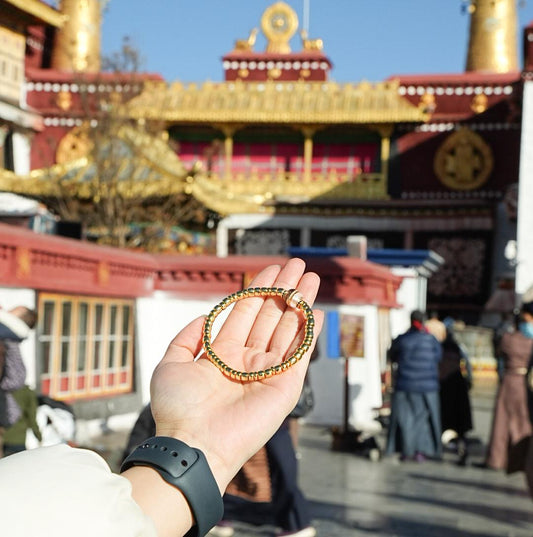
[[90, 379, 533, 537], [288, 422, 533, 536]]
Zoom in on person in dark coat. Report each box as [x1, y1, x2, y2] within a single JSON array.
[[439, 323, 473, 466], [385, 310, 443, 462], [221, 419, 315, 537]]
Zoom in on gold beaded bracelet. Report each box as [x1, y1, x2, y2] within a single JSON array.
[[202, 287, 315, 382]]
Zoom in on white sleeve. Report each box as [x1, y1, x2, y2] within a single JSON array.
[[0, 444, 157, 537]]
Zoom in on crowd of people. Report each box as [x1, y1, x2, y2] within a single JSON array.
[[385, 309, 474, 466], [385, 302, 533, 502]]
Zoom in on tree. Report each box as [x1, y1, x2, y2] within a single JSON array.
[[34, 37, 215, 252]]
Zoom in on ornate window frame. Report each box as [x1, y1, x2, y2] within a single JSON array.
[[37, 293, 134, 400]]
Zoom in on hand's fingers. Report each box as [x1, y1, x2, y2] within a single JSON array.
[[265, 308, 324, 404], [246, 259, 307, 346], [158, 316, 205, 365], [211, 263, 281, 345], [247, 270, 319, 353], [215, 259, 305, 346], [266, 271, 320, 356], [239, 258, 307, 350]]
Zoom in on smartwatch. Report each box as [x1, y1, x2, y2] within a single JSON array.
[[121, 436, 224, 537]]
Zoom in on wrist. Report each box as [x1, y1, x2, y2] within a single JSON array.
[[155, 428, 231, 493], [121, 436, 224, 537], [122, 465, 193, 537]]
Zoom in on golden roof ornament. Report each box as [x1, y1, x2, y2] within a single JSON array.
[[124, 79, 428, 124], [56, 125, 93, 163], [465, 0, 518, 73], [233, 28, 258, 52], [300, 29, 323, 52], [51, 0, 102, 72], [261, 2, 299, 53], [471, 93, 488, 114]]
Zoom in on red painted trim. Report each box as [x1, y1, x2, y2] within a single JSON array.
[[0, 224, 402, 306], [26, 68, 165, 83], [0, 223, 157, 298], [222, 51, 331, 64], [387, 72, 521, 85]]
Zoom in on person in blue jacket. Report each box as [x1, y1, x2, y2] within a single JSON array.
[[385, 309, 443, 462]]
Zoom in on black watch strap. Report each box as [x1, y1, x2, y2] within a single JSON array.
[[121, 436, 224, 537]]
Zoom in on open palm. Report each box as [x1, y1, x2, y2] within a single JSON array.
[[150, 258, 323, 491]]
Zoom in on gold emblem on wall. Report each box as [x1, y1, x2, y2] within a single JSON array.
[[97, 261, 110, 286], [268, 68, 282, 79], [56, 90, 72, 111], [56, 124, 93, 164], [15, 247, 31, 279], [418, 93, 436, 114], [434, 127, 493, 190], [471, 93, 488, 114]]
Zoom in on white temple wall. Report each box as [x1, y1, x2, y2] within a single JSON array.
[[135, 293, 217, 404], [0, 282, 404, 441], [389, 267, 426, 338], [306, 303, 383, 432], [11, 130, 31, 175], [517, 80, 533, 298]]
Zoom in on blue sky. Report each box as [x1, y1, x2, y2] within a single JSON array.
[[99, 1, 533, 83]]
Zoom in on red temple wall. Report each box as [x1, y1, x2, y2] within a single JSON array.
[[0, 224, 401, 307], [396, 128, 521, 194]]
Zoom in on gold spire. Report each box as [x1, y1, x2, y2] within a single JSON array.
[[50, 0, 101, 72], [465, 0, 518, 73]]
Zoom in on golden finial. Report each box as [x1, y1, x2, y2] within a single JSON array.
[[233, 28, 258, 52], [261, 2, 299, 53], [465, 0, 518, 73], [51, 0, 102, 72], [300, 29, 323, 51]]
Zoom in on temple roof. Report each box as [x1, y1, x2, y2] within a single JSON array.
[[124, 79, 428, 124], [0, 125, 188, 198], [3, 0, 65, 27]]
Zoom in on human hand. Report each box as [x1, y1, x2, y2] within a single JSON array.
[[150, 258, 323, 491]]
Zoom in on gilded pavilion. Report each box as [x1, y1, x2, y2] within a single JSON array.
[[0, 0, 528, 319]]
